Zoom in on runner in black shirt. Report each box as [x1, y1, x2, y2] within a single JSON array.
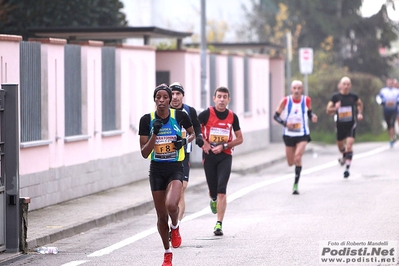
[[139, 84, 194, 266], [169, 82, 204, 223], [326, 77, 363, 178]]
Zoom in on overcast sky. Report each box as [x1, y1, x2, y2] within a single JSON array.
[[121, 0, 399, 43], [361, 0, 399, 18], [121, 0, 251, 42]]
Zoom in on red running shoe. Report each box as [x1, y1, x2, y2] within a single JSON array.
[[170, 226, 182, 248], [162, 252, 173, 266]]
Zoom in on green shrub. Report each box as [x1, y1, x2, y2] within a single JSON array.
[[300, 68, 385, 136], [311, 130, 389, 144], [310, 131, 336, 144]]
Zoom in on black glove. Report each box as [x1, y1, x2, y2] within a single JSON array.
[[173, 135, 187, 150], [196, 134, 204, 148], [152, 119, 163, 135]]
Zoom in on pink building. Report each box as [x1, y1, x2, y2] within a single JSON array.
[[0, 33, 285, 211]]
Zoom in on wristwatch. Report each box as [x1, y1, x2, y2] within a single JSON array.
[[223, 143, 228, 150]]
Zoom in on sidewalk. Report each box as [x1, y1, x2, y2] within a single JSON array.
[[0, 142, 317, 262]]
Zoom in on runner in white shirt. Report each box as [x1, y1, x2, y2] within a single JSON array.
[[274, 80, 318, 194], [376, 78, 399, 147]]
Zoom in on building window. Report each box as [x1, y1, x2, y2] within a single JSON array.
[[101, 47, 116, 131], [20, 41, 42, 142], [156, 71, 170, 85], [64, 44, 82, 137], [243, 57, 250, 113], [227, 55, 235, 109], [209, 54, 216, 102]]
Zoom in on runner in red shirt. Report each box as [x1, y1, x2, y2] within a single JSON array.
[[198, 86, 243, 236]]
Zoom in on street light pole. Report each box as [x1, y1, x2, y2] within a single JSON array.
[[285, 32, 292, 95], [200, 0, 207, 109]]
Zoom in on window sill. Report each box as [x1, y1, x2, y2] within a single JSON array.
[[64, 135, 91, 143], [243, 111, 252, 117], [101, 130, 124, 137], [20, 140, 52, 148]]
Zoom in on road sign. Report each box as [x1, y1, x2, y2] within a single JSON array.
[[299, 48, 313, 74]]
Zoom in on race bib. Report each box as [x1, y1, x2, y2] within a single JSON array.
[[338, 106, 352, 122], [209, 127, 229, 146], [154, 136, 176, 159], [287, 117, 302, 132]]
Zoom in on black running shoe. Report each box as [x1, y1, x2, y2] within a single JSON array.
[[214, 222, 223, 236], [344, 170, 350, 178]]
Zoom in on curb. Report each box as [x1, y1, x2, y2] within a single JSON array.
[[0, 252, 23, 264], [26, 201, 155, 251]]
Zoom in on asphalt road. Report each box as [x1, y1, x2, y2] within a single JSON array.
[[3, 143, 398, 266]]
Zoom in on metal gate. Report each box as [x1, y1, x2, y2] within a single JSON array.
[[0, 84, 20, 252], [0, 87, 5, 251]]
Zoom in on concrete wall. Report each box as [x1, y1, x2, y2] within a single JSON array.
[[0, 35, 21, 84], [270, 57, 286, 143]]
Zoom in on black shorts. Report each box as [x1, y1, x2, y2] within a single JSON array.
[[182, 153, 190, 182], [283, 135, 311, 147], [336, 122, 356, 141], [149, 161, 184, 191], [202, 151, 232, 198], [383, 110, 397, 129]]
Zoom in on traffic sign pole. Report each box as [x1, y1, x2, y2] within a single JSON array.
[[304, 74, 308, 96], [299, 47, 313, 96]]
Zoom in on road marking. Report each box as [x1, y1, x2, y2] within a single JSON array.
[[228, 145, 389, 201], [65, 145, 388, 264], [87, 227, 157, 257], [61, 261, 90, 266]]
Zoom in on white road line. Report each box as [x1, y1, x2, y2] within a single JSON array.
[[61, 261, 90, 266], [302, 145, 389, 176], [87, 227, 157, 257], [229, 145, 389, 201], [66, 145, 388, 265], [352, 145, 389, 159]]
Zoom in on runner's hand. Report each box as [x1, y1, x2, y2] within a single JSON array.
[[196, 134, 204, 148], [152, 119, 163, 135], [173, 135, 187, 150]]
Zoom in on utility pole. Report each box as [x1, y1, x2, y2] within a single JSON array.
[[200, 0, 207, 109], [285, 32, 292, 95]]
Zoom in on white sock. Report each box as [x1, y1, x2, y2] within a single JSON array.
[[165, 248, 172, 253], [170, 220, 180, 229]]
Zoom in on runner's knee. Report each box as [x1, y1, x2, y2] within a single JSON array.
[[345, 151, 353, 160], [157, 214, 169, 225]]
